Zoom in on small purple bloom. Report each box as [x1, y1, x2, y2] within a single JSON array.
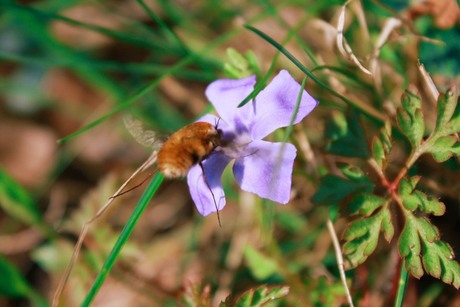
[[187, 70, 318, 216]]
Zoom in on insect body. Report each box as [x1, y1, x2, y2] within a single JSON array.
[[52, 120, 224, 306], [157, 122, 222, 178]]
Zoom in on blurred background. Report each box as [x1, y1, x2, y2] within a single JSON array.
[[0, 0, 459, 306]]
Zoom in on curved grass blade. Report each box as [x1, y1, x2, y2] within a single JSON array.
[[244, 25, 387, 124], [135, 0, 190, 54], [237, 16, 310, 108], [58, 28, 239, 144], [2, 3, 165, 50], [82, 172, 164, 306]]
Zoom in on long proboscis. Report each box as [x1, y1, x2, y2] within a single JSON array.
[[52, 151, 158, 307]]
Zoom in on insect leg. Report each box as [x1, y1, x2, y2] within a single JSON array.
[[199, 161, 222, 227], [52, 151, 158, 306]]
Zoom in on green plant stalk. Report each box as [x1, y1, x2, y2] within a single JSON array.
[[237, 15, 309, 108], [394, 264, 408, 307], [244, 25, 387, 124], [82, 172, 164, 306]]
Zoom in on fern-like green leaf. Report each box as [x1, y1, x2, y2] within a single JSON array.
[[428, 136, 460, 162], [312, 164, 374, 205], [343, 205, 393, 268], [399, 214, 460, 288], [345, 193, 386, 217], [372, 122, 392, 169], [398, 177, 446, 216], [222, 285, 289, 307], [397, 89, 425, 148], [325, 109, 370, 158]]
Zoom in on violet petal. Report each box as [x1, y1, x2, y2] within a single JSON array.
[[205, 75, 256, 125], [247, 70, 318, 140], [233, 140, 297, 204], [187, 152, 231, 216]]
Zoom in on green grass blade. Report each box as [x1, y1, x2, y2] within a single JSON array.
[[244, 25, 387, 124], [283, 77, 306, 143], [394, 264, 408, 307], [135, 0, 190, 54], [3, 3, 165, 51], [58, 26, 240, 143], [82, 172, 165, 306], [237, 16, 309, 108]]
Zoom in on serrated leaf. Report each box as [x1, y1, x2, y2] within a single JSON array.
[[398, 177, 446, 216], [381, 207, 395, 242], [244, 246, 280, 280], [397, 89, 425, 148], [428, 136, 460, 162], [422, 241, 460, 289], [346, 193, 387, 217], [343, 206, 393, 267], [312, 165, 374, 205], [224, 285, 289, 307], [399, 214, 460, 287], [435, 87, 458, 132], [325, 109, 370, 158], [372, 138, 385, 168], [399, 217, 424, 278], [372, 121, 392, 168], [448, 93, 460, 132]]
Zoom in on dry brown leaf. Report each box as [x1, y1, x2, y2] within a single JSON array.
[[0, 119, 57, 188], [407, 0, 460, 29]]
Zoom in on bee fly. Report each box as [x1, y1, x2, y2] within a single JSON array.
[[157, 121, 224, 225], [121, 117, 224, 224], [158, 121, 222, 178], [52, 118, 225, 307]]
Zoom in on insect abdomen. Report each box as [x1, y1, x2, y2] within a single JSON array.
[[157, 146, 195, 178]]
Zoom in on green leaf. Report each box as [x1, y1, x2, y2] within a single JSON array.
[[447, 93, 460, 133], [345, 193, 387, 217], [423, 241, 460, 289], [0, 169, 47, 230], [398, 177, 446, 216], [83, 173, 165, 305], [0, 256, 47, 307], [372, 121, 392, 169], [223, 285, 289, 307], [428, 136, 460, 162], [325, 109, 370, 158], [435, 87, 459, 132], [275, 210, 307, 233], [399, 216, 424, 278], [397, 89, 425, 148], [223, 48, 257, 79], [399, 214, 460, 288], [343, 206, 393, 267], [309, 276, 347, 306], [243, 246, 280, 280], [312, 164, 374, 205], [0, 256, 31, 297]]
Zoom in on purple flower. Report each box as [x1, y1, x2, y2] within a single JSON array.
[[187, 70, 318, 216]]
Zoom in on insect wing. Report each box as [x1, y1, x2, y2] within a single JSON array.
[[123, 115, 163, 150]]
